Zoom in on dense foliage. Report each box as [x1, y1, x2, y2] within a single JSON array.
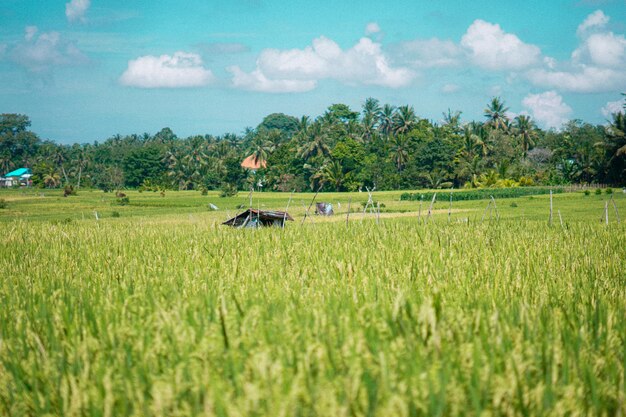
[[1, 95, 625, 192]]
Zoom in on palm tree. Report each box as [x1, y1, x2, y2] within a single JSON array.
[[393, 105, 417, 136], [377, 104, 396, 139], [484, 97, 510, 131], [389, 135, 410, 171], [319, 160, 347, 191], [442, 109, 462, 133], [362, 97, 381, 120], [298, 123, 330, 161], [513, 115, 537, 157], [248, 134, 274, 167]]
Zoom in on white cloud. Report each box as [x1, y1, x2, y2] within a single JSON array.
[[119, 52, 214, 88], [572, 32, 626, 68], [601, 99, 625, 117], [232, 36, 415, 93], [577, 10, 609, 37], [526, 66, 626, 93], [66, 0, 91, 23], [228, 66, 316, 93], [441, 83, 460, 93], [391, 38, 461, 68], [9, 26, 88, 72], [522, 91, 572, 129], [365, 22, 381, 35], [461, 19, 541, 70]]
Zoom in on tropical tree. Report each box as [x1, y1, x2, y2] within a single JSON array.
[[298, 123, 331, 161], [484, 97, 510, 131], [393, 105, 417, 136], [389, 134, 410, 171], [513, 115, 537, 157], [378, 104, 396, 139]]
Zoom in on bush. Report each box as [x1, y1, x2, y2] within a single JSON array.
[[595, 188, 602, 195], [114, 196, 130, 206], [0, 199, 6, 209], [220, 183, 238, 197], [111, 211, 121, 218], [400, 187, 563, 202], [510, 202, 518, 207], [63, 185, 77, 197], [584, 190, 591, 196], [606, 188, 613, 195]]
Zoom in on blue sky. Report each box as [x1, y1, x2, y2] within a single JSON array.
[[1, 0, 625, 143]]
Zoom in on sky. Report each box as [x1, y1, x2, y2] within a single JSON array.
[[1, 0, 625, 144]]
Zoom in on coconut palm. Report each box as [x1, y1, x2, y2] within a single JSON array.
[[318, 160, 347, 191], [298, 123, 331, 161], [513, 115, 537, 157], [484, 97, 510, 131], [377, 104, 396, 139], [393, 105, 417, 136], [389, 134, 410, 171]]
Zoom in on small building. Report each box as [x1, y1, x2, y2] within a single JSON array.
[[223, 209, 293, 228], [1, 168, 32, 187], [315, 202, 334, 216]]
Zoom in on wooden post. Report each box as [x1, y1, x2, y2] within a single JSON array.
[[376, 202, 380, 225], [418, 195, 423, 224], [426, 193, 437, 223], [605, 201, 609, 225], [301, 186, 322, 225], [481, 200, 491, 222], [248, 186, 253, 208], [490, 196, 500, 221], [558, 209, 564, 228], [549, 190, 553, 226], [610, 195, 620, 224], [282, 191, 294, 229], [346, 198, 351, 226]]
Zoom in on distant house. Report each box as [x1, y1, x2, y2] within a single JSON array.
[[1, 168, 32, 187], [241, 155, 267, 170], [223, 209, 293, 228]]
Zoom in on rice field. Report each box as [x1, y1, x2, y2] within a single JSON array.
[[0, 189, 625, 416]]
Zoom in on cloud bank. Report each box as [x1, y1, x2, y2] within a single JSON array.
[[119, 52, 214, 88]]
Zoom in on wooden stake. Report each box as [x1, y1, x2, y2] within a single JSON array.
[[418, 195, 423, 224], [282, 190, 294, 229], [558, 209, 564, 228], [490, 196, 499, 221], [549, 190, 553, 226], [301, 186, 322, 225], [426, 193, 437, 223], [605, 201, 609, 225], [481, 199, 491, 222], [346, 198, 351, 226], [610, 195, 620, 224]]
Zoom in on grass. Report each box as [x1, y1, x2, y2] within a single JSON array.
[[0, 187, 624, 416]]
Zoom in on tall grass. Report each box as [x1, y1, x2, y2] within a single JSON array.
[[0, 218, 624, 416]]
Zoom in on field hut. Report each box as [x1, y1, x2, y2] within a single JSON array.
[[1, 168, 32, 187], [241, 155, 267, 170], [223, 209, 293, 228], [315, 202, 334, 216]]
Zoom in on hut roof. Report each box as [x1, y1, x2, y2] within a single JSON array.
[[4, 168, 31, 177], [241, 155, 267, 170], [222, 209, 294, 227]]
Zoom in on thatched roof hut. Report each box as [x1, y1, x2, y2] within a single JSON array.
[[241, 155, 267, 170], [223, 209, 293, 228]]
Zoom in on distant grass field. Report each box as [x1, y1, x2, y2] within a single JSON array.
[[0, 187, 624, 224], [0, 187, 624, 416]]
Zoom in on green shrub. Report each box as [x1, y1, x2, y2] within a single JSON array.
[[595, 188, 602, 195], [220, 183, 238, 197], [0, 199, 6, 209], [111, 211, 121, 218], [114, 196, 130, 206], [584, 190, 591, 196], [400, 187, 563, 202], [510, 202, 518, 207], [606, 188, 613, 195]]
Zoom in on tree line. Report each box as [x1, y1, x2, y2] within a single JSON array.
[[1, 95, 625, 193]]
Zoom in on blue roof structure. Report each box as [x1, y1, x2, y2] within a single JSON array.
[[4, 168, 31, 177]]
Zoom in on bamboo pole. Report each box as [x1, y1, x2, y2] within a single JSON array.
[[605, 201, 609, 225], [301, 186, 322, 225], [346, 198, 351, 226], [549, 190, 553, 226], [426, 193, 437, 223], [481, 200, 491, 222], [610, 195, 620, 224]]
